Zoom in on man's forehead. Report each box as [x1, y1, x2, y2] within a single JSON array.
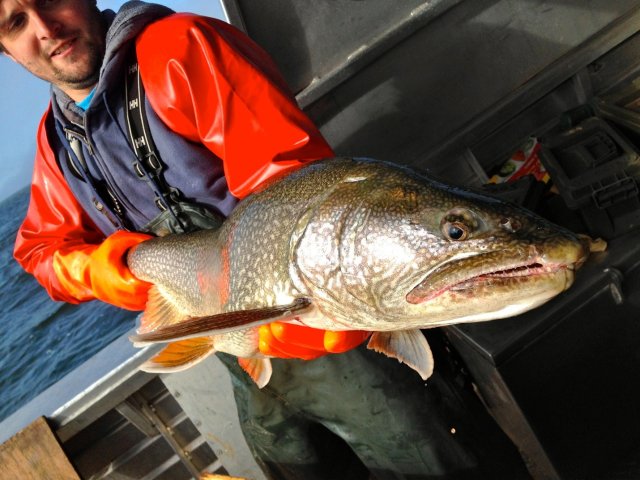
[[0, 0, 19, 16], [0, 0, 34, 14], [0, 0, 15, 9], [0, 1, 15, 27]]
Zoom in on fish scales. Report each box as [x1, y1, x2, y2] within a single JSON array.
[[128, 157, 596, 386]]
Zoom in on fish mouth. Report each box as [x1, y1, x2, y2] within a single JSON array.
[[406, 251, 573, 304]]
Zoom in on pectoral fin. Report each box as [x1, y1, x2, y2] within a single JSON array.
[[130, 298, 312, 345], [238, 358, 273, 389], [367, 330, 434, 380], [140, 338, 216, 373]]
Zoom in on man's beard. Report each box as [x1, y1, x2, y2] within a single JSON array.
[[51, 40, 104, 91]]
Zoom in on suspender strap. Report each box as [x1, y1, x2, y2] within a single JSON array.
[[123, 50, 223, 235], [124, 60, 163, 178], [124, 52, 185, 221]]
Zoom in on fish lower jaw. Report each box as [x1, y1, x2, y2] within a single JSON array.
[[405, 279, 570, 327], [433, 295, 557, 325]]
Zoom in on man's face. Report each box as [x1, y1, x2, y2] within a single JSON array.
[[0, 0, 105, 100]]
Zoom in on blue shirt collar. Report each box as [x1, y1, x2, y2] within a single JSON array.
[[76, 87, 97, 111]]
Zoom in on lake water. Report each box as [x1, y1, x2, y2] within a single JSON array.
[[0, 188, 137, 422]]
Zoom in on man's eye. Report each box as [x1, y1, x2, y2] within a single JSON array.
[[9, 15, 26, 31]]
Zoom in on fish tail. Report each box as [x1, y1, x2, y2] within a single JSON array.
[[140, 338, 216, 373]]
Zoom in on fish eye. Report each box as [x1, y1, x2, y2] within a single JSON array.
[[440, 208, 476, 241], [442, 222, 469, 241]]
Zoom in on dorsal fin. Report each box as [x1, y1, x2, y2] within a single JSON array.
[[138, 285, 189, 333], [130, 298, 312, 345], [139, 338, 216, 373], [367, 330, 434, 380]]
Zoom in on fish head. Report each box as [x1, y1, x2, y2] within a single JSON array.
[[294, 160, 591, 330], [398, 195, 589, 326]]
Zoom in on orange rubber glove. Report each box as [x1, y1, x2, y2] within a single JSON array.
[[52, 231, 154, 310], [259, 322, 371, 360]]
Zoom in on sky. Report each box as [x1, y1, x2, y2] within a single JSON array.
[[0, 1, 225, 202]]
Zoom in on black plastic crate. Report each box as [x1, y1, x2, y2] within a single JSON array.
[[446, 231, 640, 480], [539, 117, 640, 239]]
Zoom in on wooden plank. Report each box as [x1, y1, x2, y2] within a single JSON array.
[[200, 474, 248, 480], [0, 416, 80, 479]]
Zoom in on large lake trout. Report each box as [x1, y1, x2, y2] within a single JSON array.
[[128, 157, 596, 387]]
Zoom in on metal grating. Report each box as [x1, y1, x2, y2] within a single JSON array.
[[62, 377, 226, 480]]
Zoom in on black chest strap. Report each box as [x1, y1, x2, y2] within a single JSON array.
[[123, 51, 224, 236], [124, 53, 182, 214]]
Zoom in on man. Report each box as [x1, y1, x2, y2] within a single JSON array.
[[5, 1, 528, 478]]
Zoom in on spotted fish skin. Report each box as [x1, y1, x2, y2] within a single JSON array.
[[128, 157, 593, 385]]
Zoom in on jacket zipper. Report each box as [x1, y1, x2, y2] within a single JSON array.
[[85, 102, 155, 226], [63, 124, 128, 228]]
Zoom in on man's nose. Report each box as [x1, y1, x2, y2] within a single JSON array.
[[31, 12, 62, 39]]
